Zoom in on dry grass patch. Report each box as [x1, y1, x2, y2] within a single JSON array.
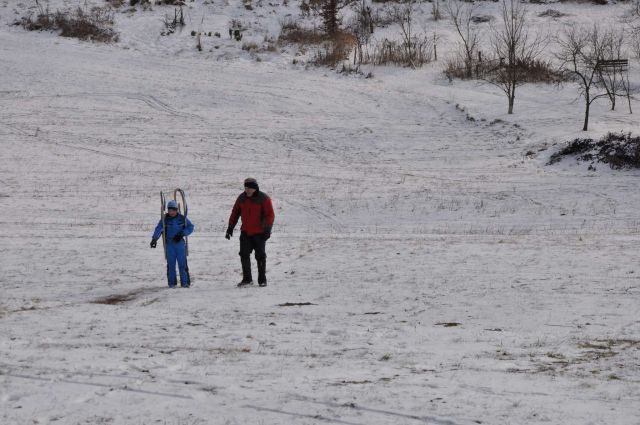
[[21, 4, 118, 43], [314, 31, 358, 67], [278, 20, 326, 46]]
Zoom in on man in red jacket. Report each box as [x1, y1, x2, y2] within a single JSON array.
[[226, 178, 275, 287]]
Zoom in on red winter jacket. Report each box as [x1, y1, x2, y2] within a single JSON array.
[[228, 191, 275, 236]]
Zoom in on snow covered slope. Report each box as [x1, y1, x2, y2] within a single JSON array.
[[1, 1, 640, 424]]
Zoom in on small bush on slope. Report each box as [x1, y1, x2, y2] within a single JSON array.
[[548, 133, 640, 169], [21, 4, 118, 43]]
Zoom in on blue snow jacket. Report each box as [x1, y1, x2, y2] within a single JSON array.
[[152, 213, 194, 242]]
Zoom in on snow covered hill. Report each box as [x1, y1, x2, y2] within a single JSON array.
[[1, 1, 640, 424]]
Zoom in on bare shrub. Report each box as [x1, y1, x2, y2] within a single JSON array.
[[445, 0, 482, 78], [471, 14, 493, 24], [337, 62, 372, 78], [538, 9, 568, 18], [129, 0, 152, 10], [105, 0, 126, 8], [279, 20, 326, 45], [361, 35, 434, 67], [22, 3, 118, 42], [155, 0, 185, 5], [348, 0, 374, 37], [300, 0, 312, 17], [485, 57, 561, 82], [384, 2, 435, 68], [58, 7, 117, 41], [242, 41, 259, 51], [548, 138, 594, 165], [444, 56, 470, 81], [353, 2, 437, 68], [314, 31, 358, 67], [161, 6, 185, 35], [242, 40, 277, 53], [346, 1, 376, 65], [368, 5, 395, 28], [280, 16, 299, 32], [445, 54, 486, 81], [21, 1, 55, 31]]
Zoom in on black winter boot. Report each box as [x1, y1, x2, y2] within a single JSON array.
[[238, 257, 253, 287], [257, 258, 267, 287]]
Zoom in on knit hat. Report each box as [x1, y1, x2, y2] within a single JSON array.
[[167, 200, 178, 210], [244, 177, 259, 190]]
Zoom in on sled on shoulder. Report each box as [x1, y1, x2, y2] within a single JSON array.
[[160, 188, 189, 261]]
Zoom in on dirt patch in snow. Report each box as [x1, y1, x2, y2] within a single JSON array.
[[91, 287, 160, 305], [436, 322, 462, 327]]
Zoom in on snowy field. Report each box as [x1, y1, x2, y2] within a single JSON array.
[[1, 1, 640, 424]]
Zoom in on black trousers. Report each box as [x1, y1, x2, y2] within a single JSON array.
[[239, 232, 267, 261]]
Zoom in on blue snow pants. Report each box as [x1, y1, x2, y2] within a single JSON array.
[[166, 240, 190, 287]]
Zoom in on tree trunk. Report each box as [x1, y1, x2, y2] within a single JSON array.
[[433, 33, 437, 61], [583, 98, 590, 131], [323, 0, 338, 36], [508, 88, 515, 114]]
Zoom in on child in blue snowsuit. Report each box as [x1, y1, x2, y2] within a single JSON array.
[[150, 200, 194, 288]]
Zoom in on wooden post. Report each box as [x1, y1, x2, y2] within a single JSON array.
[[433, 32, 437, 61]]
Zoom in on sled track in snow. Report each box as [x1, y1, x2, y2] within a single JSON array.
[[0, 121, 388, 184], [1, 122, 179, 168], [2, 371, 195, 400], [0, 91, 199, 119], [282, 197, 345, 232], [123, 93, 197, 119]]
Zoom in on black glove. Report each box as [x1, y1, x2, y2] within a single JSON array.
[[225, 226, 233, 240], [150, 239, 157, 248], [172, 231, 184, 243], [263, 227, 271, 241]]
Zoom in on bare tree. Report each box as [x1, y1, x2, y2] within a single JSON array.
[[557, 25, 611, 131], [632, 0, 640, 18], [486, 0, 547, 114], [349, 0, 374, 65], [631, 27, 640, 59], [390, 3, 417, 68], [445, 0, 481, 78], [597, 28, 627, 111], [629, 1, 640, 59], [431, 0, 441, 22]]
